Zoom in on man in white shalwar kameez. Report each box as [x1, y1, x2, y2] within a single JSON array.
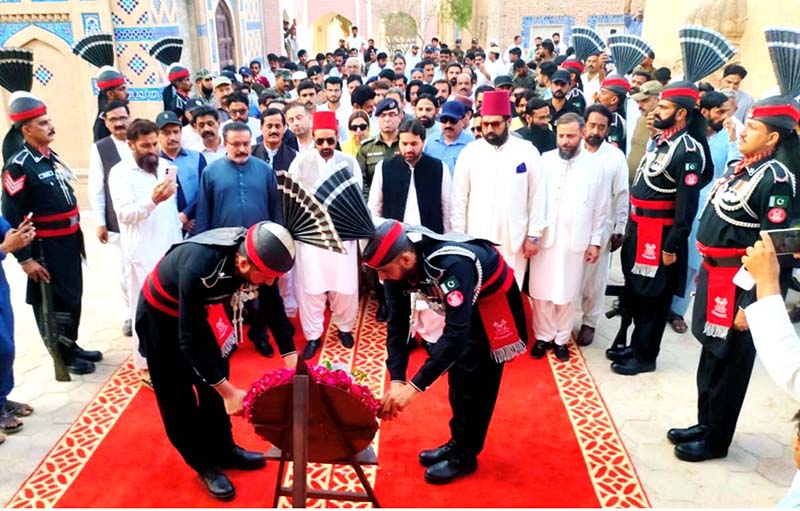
[[527, 112, 609, 362], [451, 90, 542, 288], [108, 119, 183, 384], [288, 111, 362, 360], [577, 105, 630, 346]]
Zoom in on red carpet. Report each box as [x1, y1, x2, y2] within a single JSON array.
[[6, 298, 649, 508]]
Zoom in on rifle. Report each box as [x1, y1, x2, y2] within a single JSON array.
[[37, 247, 72, 382]]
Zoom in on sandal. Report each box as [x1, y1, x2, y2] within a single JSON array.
[[669, 314, 688, 334], [4, 400, 33, 418], [0, 410, 23, 434]]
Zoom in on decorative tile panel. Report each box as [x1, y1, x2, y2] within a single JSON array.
[[33, 64, 53, 86], [81, 12, 101, 34]]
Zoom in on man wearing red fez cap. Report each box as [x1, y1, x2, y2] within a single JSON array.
[[667, 93, 800, 463], [451, 89, 543, 308], [609, 80, 713, 378], [288, 110, 364, 360]]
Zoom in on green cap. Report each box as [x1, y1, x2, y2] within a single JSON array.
[[631, 80, 664, 101]]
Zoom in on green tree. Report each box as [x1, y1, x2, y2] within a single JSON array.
[[442, 0, 472, 29]]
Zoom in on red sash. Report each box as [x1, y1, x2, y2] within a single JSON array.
[[630, 197, 675, 278], [477, 259, 526, 363], [206, 303, 238, 357], [697, 243, 747, 339]]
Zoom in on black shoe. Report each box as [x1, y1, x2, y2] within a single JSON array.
[[302, 339, 321, 360], [198, 468, 235, 501], [554, 344, 570, 362], [122, 319, 133, 337], [605, 345, 633, 362], [674, 440, 727, 462], [610, 357, 656, 375], [250, 335, 274, 357], [375, 302, 388, 322], [667, 424, 708, 445], [424, 456, 478, 484], [338, 331, 355, 349], [530, 340, 550, 359], [576, 325, 595, 346], [220, 446, 266, 470], [64, 357, 96, 375], [72, 344, 103, 362], [418, 440, 455, 467]]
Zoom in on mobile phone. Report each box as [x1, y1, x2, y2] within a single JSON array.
[[766, 227, 800, 255], [164, 165, 178, 184]]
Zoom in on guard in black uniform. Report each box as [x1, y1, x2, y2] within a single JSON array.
[[136, 167, 364, 500], [598, 76, 629, 153], [668, 96, 800, 462], [1, 92, 102, 375], [610, 82, 711, 375], [366, 220, 528, 485]]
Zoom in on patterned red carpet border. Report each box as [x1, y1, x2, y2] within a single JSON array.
[[6, 298, 649, 508]]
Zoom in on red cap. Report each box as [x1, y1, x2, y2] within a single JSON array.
[[561, 59, 584, 74], [312, 111, 338, 132], [481, 90, 511, 117]]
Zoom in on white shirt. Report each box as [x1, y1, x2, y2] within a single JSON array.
[[582, 73, 601, 106], [451, 136, 542, 286], [346, 35, 367, 52], [555, 41, 568, 55], [745, 294, 800, 399], [367, 158, 452, 229], [318, 101, 352, 142], [181, 124, 203, 151], [288, 150, 362, 295], [88, 136, 133, 227], [189, 141, 226, 163], [107, 158, 183, 265], [405, 52, 421, 72], [588, 141, 629, 244]]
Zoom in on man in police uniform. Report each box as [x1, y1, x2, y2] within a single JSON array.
[[668, 95, 800, 462], [610, 82, 710, 375], [1, 92, 102, 375], [357, 97, 402, 199], [368, 220, 527, 484]]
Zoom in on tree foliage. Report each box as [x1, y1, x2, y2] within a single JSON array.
[[442, 0, 472, 29]]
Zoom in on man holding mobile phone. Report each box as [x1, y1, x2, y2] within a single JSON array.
[[668, 95, 800, 462]]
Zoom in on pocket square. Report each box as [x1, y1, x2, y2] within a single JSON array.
[[516, 162, 527, 174]]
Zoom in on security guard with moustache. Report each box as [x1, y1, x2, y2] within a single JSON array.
[[1, 92, 102, 375]]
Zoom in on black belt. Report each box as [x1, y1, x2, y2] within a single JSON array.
[[631, 207, 675, 219], [702, 255, 741, 268]]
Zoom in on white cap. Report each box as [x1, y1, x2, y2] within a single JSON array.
[[292, 70, 307, 80]]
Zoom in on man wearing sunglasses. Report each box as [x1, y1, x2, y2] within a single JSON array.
[[288, 111, 364, 360], [424, 100, 474, 175]]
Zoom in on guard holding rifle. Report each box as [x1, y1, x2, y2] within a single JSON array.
[[1, 89, 102, 376]]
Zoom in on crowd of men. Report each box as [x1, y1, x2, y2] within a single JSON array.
[[2, 14, 800, 501]]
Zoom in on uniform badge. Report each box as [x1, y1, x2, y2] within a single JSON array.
[[769, 195, 790, 208], [685, 162, 698, 171], [3, 171, 25, 196], [439, 276, 460, 294], [768, 207, 787, 223], [446, 290, 464, 307], [684, 173, 699, 186]]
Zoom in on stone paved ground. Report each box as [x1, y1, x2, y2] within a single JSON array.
[[0, 214, 797, 507]]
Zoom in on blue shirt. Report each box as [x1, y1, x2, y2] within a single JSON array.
[[160, 147, 206, 218], [624, 14, 643, 36], [194, 156, 283, 233], [424, 129, 475, 175]]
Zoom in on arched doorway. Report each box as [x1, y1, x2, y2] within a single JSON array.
[[215, 1, 236, 69], [381, 12, 418, 54], [311, 13, 352, 54]]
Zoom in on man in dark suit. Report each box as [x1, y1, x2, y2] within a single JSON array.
[[252, 107, 298, 171]]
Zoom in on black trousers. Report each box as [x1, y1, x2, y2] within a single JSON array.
[[695, 329, 756, 451], [244, 283, 296, 355], [628, 289, 673, 362], [447, 284, 526, 459], [136, 298, 235, 473], [29, 234, 83, 345]]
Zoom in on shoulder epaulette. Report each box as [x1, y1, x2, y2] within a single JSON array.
[[11, 148, 31, 166], [760, 158, 791, 184]]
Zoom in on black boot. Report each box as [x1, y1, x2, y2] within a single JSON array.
[[424, 455, 478, 484], [60, 346, 96, 375], [667, 424, 708, 445], [250, 333, 274, 357], [302, 339, 321, 360], [418, 440, 456, 467], [71, 344, 103, 362], [219, 446, 266, 470]]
